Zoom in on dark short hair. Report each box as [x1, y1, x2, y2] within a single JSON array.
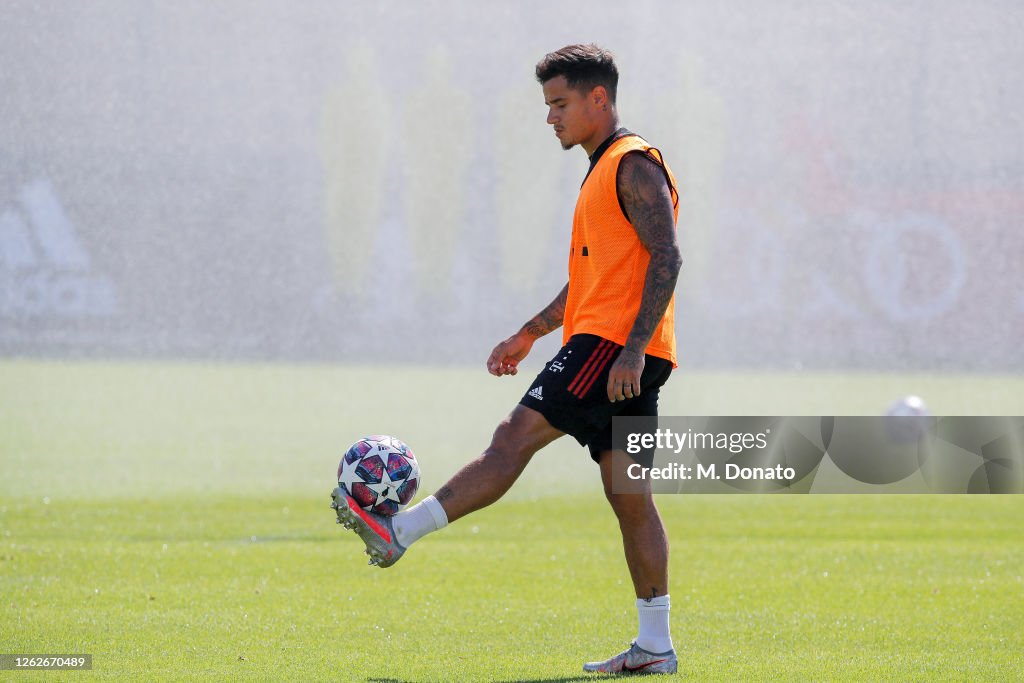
[[535, 44, 619, 103]]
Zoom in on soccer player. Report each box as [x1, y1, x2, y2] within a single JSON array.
[[333, 44, 682, 676]]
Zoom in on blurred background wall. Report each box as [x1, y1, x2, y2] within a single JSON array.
[[2, 0, 1022, 370]]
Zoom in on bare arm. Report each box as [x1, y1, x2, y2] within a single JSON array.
[[607, 152, 682, 401], [521, 282, 569, 339], [487, 283, 568, 377]]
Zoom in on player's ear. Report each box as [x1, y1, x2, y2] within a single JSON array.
[[590, 85, 608, 109]]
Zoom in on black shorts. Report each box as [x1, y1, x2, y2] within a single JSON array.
[[519, 334, 673, 467]]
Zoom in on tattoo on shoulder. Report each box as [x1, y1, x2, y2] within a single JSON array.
[[617, 153, 675, 242], [616, 153, 683, 353]]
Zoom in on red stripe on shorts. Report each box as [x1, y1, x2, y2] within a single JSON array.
[[567, 339, 611, 396], [572, 341, 618, 397]]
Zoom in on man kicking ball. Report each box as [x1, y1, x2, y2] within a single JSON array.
[[332, 43, 683, 675]]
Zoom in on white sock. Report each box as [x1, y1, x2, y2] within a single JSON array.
[[392, 495, 448, 548], [635, 595, 673, 653]]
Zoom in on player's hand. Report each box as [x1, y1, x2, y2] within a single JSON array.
[[487, 331, 534, 377], [607, 348, 644, 402]]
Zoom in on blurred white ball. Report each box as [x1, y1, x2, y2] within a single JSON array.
[[886, 395, 931, 417], [885, 395, 932, 443]]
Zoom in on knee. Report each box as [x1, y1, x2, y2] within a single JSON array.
[[485, 417, 537, 470], [605, 486, 654, 524]]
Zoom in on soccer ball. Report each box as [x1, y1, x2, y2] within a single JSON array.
[[884, 395, 933, 443], [337, 435, 420, 517], [886, 395, 930, 418]]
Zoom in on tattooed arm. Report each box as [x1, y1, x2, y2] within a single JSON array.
[[606, 152, 682, 402], [521, 282, 569, 339], [486, 283, 569, 377]]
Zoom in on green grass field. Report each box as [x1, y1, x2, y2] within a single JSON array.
[[2, 360, 1023, 681]]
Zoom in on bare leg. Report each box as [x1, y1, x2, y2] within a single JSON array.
[[599, 450, 669, 598], [434, 404, 563, 523]]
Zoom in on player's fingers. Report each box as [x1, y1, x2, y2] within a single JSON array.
[[608, 378, 625, 402], [486, 352, 500, 373], [487, 344, 510, 374], [494, 361, 516, 377]]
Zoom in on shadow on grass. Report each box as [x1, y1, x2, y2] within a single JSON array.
[[367, 678, 597, 683]]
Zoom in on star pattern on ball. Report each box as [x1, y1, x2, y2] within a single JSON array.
[[337, 454, 364, 497], [366, 466, 404, 507], [337, 437, 421, 516]]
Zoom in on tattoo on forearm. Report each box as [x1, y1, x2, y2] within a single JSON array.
[[522, 283, 569, 339], [617, 153, 682, 354]]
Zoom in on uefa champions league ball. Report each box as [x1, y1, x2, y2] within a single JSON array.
[[337, 435, 420, 517]]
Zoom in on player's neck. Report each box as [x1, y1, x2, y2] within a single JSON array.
[[582, 116, 621, 157]]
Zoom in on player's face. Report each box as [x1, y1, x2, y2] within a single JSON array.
[[542, 76, 601, 151]]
